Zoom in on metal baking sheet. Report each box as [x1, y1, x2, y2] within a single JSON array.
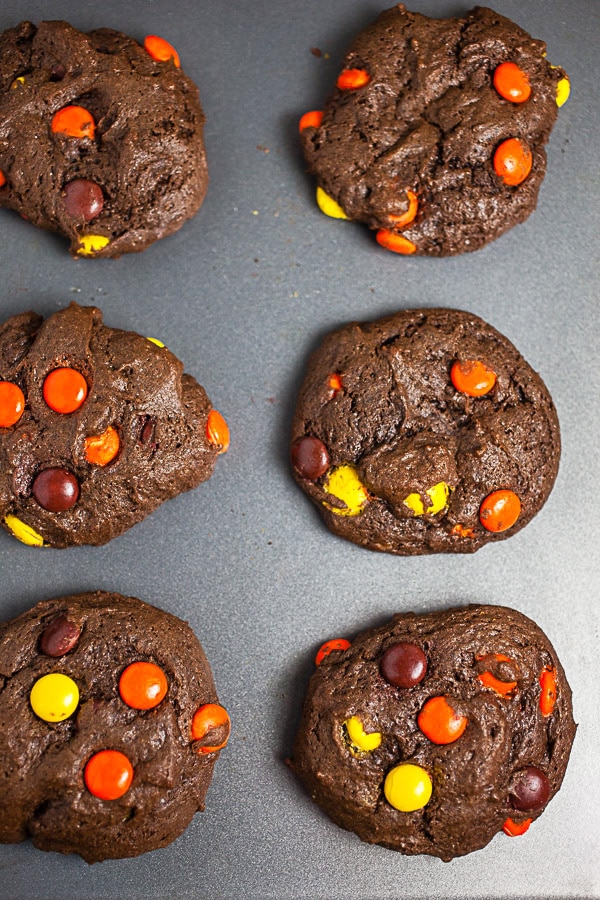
[[0, 1, 598, 897]]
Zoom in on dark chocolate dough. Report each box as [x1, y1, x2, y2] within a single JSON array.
[[0, 591, 229, 863], [290, 308, 560, 554], [290, 605, 576, 860], [0, 303, 224, 547], [0, 21, 207, 257], [300, 5, 568, 255]]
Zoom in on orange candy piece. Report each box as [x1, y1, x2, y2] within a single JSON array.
[[43, 368, 88, 414], [388, 190, 418, 229], [493, 62, 531, 103], [84, 749, 134, 800], [450, 359, 497, 397], [206, 409, 230, 454], [503, 817, 532, 837], [315, 638, 351, 666], [477, 654, 518, 696], [51, 106, 95, 139], [479, 489, 521, 533], [336, 68, 370, 90], [0, 170, 6, 187], [119, 661, 168, 710], [493, 138, 532, 186], [144, 35, 181, 68], [191, 703, 231, 753], [328, 373, 343, 393], [0, 381, 25, 427], [376, 229, 417, 255], [539, 666, 557, 716], [418, 695, 468, 745], [299, 110, 323, 132], [450, 523, 475, 539], [85, 425, 120, 466]]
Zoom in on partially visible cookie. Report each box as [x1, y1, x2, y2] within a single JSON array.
[[0, 591, 230, 862], [300, 5, 570, 256], [290, 605, 576, 860], [0, 303, 229, 547], [290, 308, 560, 554], [0, 21, 207, 257]]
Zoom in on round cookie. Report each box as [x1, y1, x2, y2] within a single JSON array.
[[0, 592, 230, 862], [0, 303, 229, 547], [300, 5, 570, 256], [290, 308, 559, 554], [290, 605, 576, 860], [0, 21, 207, 258]]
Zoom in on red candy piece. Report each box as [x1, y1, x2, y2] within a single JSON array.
[[119, 661, 168, 710], [418, 695, 467, 744], [315, 638, 351, 666], [0, 170, 6, 187], [84, 749, 134, 800], [144, 35, 181, 68], [43, 367, 88, 414], [503, 817, 532, 837], [0, 381, 25, 427]]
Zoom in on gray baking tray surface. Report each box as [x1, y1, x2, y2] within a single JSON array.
[[0, 1, 598, 897]]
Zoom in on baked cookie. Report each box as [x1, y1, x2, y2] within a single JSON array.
[[0, 303, 229, 547], [0, 591, 230, 862], [290, 308, 559, 554], [299, 5, 570, 256], [290, 605, 575, 860], [0, 21, 207, 258]]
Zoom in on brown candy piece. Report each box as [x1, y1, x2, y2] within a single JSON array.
[[380, 642, 427, 688], [509, 766, 551, 811], [39, 615, 81, 657], [32, 467, 80, 512], [291, 436, 330, 480], [62, 179, 104, 222]]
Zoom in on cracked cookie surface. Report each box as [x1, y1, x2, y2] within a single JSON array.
[[0, 21, 207, 257], [290, 605, 575, 859], [290, 308, 560, 554]]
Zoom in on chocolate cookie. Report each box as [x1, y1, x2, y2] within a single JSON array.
[[0, 591, 230, 862], [0, 21, 207, 258], [290, 605, 575, 860], [0, 303, 229, 547], [300, 5, 570, 256], [291, 308, 560, 554]]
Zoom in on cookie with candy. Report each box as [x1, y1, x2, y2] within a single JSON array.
[[289, 605, 575, 859], [0, 591, 230, 862], [291, 308, 559, 554], [0, 20, 207, 257], [299, 5, 569, 255], [0, 303, 228, 547]]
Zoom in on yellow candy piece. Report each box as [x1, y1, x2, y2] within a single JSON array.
[[146, 337, 165, 348], [344, 716, 382, 754], [403, 481, 450, 516], [77, 235, 110, 256], [555, 76, 570, 108], [316, 186, 349, 220], [384, 763, 432, 812], [11, 76, 26, 89], [323, 464, 369, 516], [30, 673, 79, 722], [4, 514, 46, 547]]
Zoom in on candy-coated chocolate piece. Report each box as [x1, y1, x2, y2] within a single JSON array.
[[0, 170, 6, 187], [291, 436, 330, 481], [343, 716, 382, 754], [450, 523, 475, 539], [85, 425, 120, 466], [388, 190, 418, 228], [555, 76, 570, 107], [336, 68, 370, 90], [33, 468, 80, 512], [323, 464, 368, 516], [477, 652, 518, 696], [39, 616, 81, 657], [0, 381, 25, 427], [43, 367, 88, 414], [146, 337, 165, 348], [10, 76, 26, 89], [403, 481, 450, 516], [418, 695, 467, 744], [315, 638, 351, 666], [384, 763, 432, 812], [328, 373, 343, 393], [479, 489, 521, 532], [206, 409, 230, 454], [493, 138, 532, 186], [4, 513, 45, 546], [51, 105, 95, 139], [539, 665, 557, 716], [62, 179, 104, 222], [191, 703, 231, 753], [503, 816, 532, 836], [143, 35, 181, 68], [84, 749, 134, 800], [375, 229, 417, 254], [119, 661, 168, 710], [509, 766, 550, 811], [299, 110, 323, 132], [316, 186, 348, 220], [493, 61, 531, 103], [450, 359, 497, 397], [380, 642, 427, 688], [77, 234, 110, 256], [139, 415, 157, 446], [30, 672, 79, 722]]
